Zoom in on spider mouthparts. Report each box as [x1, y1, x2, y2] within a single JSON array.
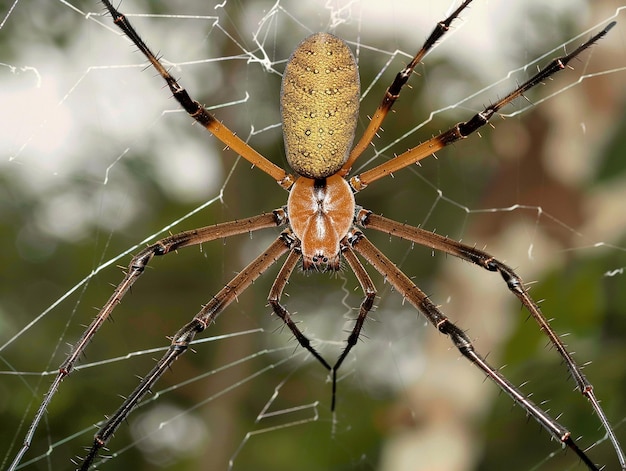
[[302, 253, 341, 272]]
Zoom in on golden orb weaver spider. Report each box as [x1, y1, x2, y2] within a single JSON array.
[[7, 1, 624, 470]]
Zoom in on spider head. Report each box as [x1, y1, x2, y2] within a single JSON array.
[[302, 251, 341, 272], [288, 175, 355, 273]]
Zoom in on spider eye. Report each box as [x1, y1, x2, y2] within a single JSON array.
[[303, 253, 340, 272], [314, 255, 329, 264]]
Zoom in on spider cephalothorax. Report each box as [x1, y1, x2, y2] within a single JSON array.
[[287, 175, 355, 270]]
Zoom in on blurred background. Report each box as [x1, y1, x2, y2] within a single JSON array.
[[1, 1, 625, 470]]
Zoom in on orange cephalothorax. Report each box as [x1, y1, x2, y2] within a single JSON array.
[[287, 174, 355, 270]]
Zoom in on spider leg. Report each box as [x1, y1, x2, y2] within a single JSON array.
[[348, 228, 601, 471], [358, 209, 625, 469], [8, 212, 285, 471], [268, 242, 377, 411], [268, 249, 333, 371], [348, 21, 616, 191], [79, 229, 296, 470], [331, 244, 377, 410], [100, 0, 294, 190], [342, 0, 475, 174]]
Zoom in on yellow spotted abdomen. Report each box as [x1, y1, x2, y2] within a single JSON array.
[[280, 33, 360, 179]]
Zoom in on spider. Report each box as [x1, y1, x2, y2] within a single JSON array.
[[8, 1, 623, 470]]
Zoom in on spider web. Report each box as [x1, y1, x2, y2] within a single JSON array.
[[1, 1, 626, 470]]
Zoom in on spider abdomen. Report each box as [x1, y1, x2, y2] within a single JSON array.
[[287, 175, 355, 270], [281, 33, 360, 179]]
